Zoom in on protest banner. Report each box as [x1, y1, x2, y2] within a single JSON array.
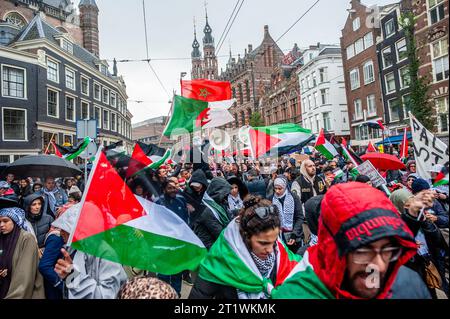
[[356, 160, 387, 188]]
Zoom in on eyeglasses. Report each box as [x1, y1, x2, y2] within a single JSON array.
[[352, 246, 403, 265]]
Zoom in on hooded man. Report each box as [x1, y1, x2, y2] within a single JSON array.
[[182, 169, 209, 226], [191, 178, 232, 249], [291, 160, 327, 205], [272, 182, 428, 299]]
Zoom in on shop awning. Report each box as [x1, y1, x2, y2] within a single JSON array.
[[375, 132, 412, 146]]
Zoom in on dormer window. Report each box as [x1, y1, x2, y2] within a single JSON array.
[[61, 39, 73, 54], [101, 65, 108, 75]]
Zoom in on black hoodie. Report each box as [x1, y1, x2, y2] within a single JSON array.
[[183, 170, 209, 216], [24, 193, 54, 248]]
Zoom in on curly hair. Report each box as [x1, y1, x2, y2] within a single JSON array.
[[237, 195, 280, 243]]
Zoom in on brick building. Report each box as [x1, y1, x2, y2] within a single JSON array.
[[217, 25, 285, 129], [259, 43, 302, 126], [413, 0, 448, 142], [340, 0, 391, 148]]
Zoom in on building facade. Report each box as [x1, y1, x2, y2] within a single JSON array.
[[0, 1, 133, 163], [376, 1, 412, 136], [413, 0, 448, 142], [341, 0, 391, 147], [260, 44, 302, 126], [218, 25, 285, 129], [298, 44, 350, 137], [132, 116, 173, 149]]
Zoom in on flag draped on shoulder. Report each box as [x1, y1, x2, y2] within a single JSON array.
[[181, 79, 232, 102], [249, 123, 315, 158], [314, 129, 338, 160], [198, 219, 300, 298], [69, 150, 207, 275], [163, 95, 235, 137]]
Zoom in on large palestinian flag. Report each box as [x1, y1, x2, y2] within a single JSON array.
[[199, 219, 301, 298], [248, 123, 315, 158], [69, 150, 207, 274]]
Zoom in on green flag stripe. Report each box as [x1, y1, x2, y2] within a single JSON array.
[[254, 123, 312, 135], [315, 144, 335, 160], [65, 137, 91, 161], [71, 224, 207, 275]]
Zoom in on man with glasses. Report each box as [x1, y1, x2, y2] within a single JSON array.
[[273, 182, 431, 299]]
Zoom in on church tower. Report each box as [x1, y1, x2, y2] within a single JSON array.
[[79, 0, 99, 57], [191, 21, 203, 80], [202, 8, 218, 80]]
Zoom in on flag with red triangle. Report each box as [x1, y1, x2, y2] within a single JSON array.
[[126, 142, 170, 178], [367, 141, 378, 153], [69, 149, 206, 274]]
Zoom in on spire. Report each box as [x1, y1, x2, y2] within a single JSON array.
[[203, 2, 214, 46], [191, 18, 201, 58], [113, 58, 118, 76]]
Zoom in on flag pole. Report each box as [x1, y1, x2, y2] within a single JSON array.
[[44, 133, 56, 155]]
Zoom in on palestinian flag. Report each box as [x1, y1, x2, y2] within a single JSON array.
[[332, 168, 344, 181], [433, 170, 449, 187], [340, 139, 363, 167], [57, 137, 92, 161], [271, 251, 334, 299], [314, 129, 338, 160], [126, 142, 170, 178], [181, 79, 232, 102], [69, 150, 207, 274], [163, 95, 235, 137], [367, 141, 378, 153], [198, 219, 301, 298], [364, 120, 386, 131], [248, 124, 315, 159], [50, 141, 70, 158]]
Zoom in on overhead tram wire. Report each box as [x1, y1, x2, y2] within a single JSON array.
[[215, 0, 241, 52], [216, 0, 245, 55]]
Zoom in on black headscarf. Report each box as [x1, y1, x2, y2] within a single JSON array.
[[0, 224, 21, 298]]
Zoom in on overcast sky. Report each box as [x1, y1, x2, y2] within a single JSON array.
[[90, 0, 393, 123]]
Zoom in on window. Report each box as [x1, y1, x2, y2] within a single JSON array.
[[319, 67, 328, 83], [302, 98, 307, 112], [306, 75, 311, 89], [2, 108, 26, 141], [367, 94, 377, 116], [384, 19, 395, 38], [245, 80, 251, 102], [61, 39, 73, 54], [117, 117, 121, 135], [435, 97, 449, 132], [315, 114, 320, 132], [399, 66, 411, 88], [0, 155, 10, 163], [346, 44, 355, 59], [312, 72, 317, 87], [65, 96, 75, 122], [388, 98, 401, 122], [432, 38, 449, 82], [238, 84, 243, 105], [307, 95, 312, 110], [320, 89, 329, 105], [429, 0, 445, 25], [323, 112, 332, 131], [2, 66, 25, 98], [5, 12, 26, 29], [313, 91, 319, 108], [363, 61, 374, 84], [403, 94, 412, 119], [94, 83, 101, 101], [94, 106, 101, 128], [63, 135, 73, 146], [47, 89, 59, 118], [385, 72, 396, 93], [350, 68, 360, 90], [355, 38, 364, 55], [396, 39, 408, 62], [47, 59, 59, 83], [65, 68, 75, 90], [81, 101, 89, 120], [110, 92, 117, 108], [364, 32, 373, 49], [382, 47, 394, 69], [354, 99, 363, 120], [111, 113, 116, 132], [353, 17, 360, 31], [300, 79, 305, 92], [102, 88, 109, 104], [81, 77, 89, 96], [103, 109, 109, 130]]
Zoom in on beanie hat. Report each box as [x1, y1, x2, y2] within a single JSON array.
[[411, 178, 430, 194]]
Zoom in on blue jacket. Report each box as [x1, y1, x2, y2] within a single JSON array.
[[430, 200, 449, 229], [38, 234, 64, 300], [157, 194, 189, 224]]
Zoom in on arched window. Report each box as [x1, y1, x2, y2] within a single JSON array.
[[5, 12, 27, 29], [245, 80, 251, 102]]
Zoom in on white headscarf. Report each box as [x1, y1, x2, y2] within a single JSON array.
[[272, 177, 295, 231]]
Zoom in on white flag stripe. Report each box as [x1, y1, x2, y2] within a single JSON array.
[[126, 196, 205, 248]]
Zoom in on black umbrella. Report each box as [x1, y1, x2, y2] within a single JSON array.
[[4, 155, 82, 178], [0, 163, 9, 178], [0, 197, 19, 209]]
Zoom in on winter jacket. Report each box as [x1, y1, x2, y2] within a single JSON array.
[[24, 193, 54, 248], [245, 177, 266, 199], [390, 266, 431, 299], [182, 170, 209, 225], [157, 194, 189, 224], [269, 192, 305, 243], [4, 230, 45, 299], [272, 182, 418, 299], [38, 234, 64, 299], [191, 178, 231, 249]]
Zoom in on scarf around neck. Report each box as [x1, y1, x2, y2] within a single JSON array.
[[44, 188, 59, 213], [228, 194, 243, 211], [272, 190, 295, 231]]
